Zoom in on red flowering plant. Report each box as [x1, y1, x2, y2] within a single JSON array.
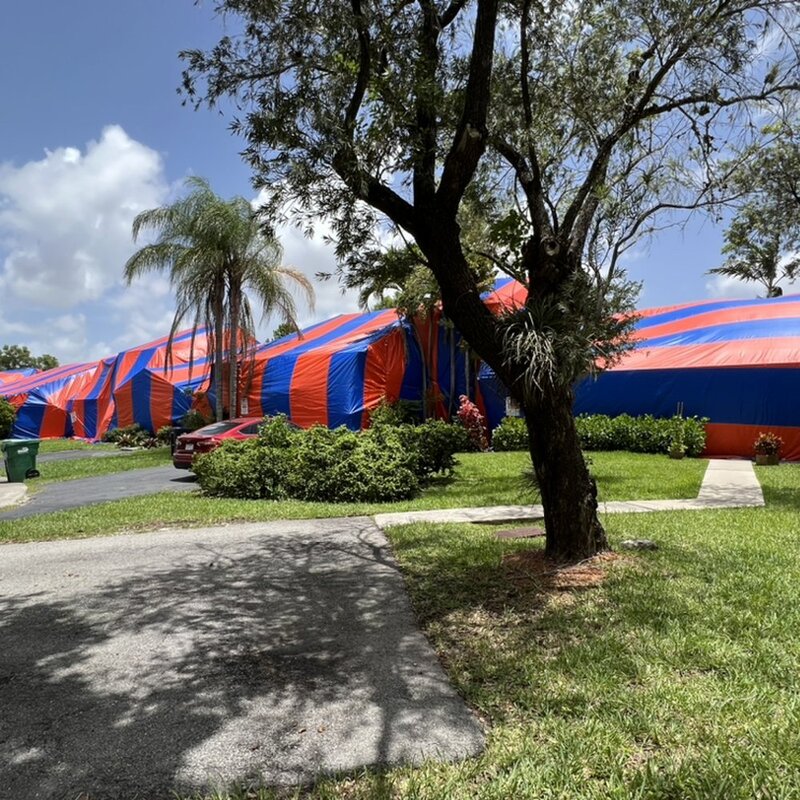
[[456, 395, 488, 451], [754, 432, 783, 456]]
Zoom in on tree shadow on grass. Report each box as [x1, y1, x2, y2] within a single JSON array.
[[0, 519, 482, 799]]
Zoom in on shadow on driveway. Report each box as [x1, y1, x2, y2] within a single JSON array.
[[0, 518, 483, 799]]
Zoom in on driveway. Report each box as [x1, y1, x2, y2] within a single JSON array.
[[0, 518, 484, 798], [0, 466, 196, 520]]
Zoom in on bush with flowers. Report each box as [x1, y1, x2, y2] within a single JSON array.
[[456, 395, 488, 451]]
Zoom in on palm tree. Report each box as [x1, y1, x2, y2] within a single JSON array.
[[124, 177, 314, 420], [708, 203, 800, 299]]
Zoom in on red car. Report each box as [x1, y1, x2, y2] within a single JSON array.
[[172, 417, 264, 469]]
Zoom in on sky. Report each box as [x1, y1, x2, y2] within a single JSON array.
[[0, 1, 752, 365]]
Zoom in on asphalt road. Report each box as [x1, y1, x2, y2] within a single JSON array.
[[0, 518, 484, 798], [0, 466, 197, 520]]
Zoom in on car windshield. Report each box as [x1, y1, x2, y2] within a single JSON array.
[[191, 421, 241, 436]]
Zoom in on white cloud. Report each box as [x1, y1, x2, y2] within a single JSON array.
[[0, 125, 168, 309], [273, 220, 360, 333], [251, 189, 360, 339]]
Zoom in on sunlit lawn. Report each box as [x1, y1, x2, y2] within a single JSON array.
[[6, 446, 800, 799]]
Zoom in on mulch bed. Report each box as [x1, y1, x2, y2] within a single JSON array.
[[502, 550, 624, 591]]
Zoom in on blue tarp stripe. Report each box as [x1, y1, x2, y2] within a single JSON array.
[[643, 317, 800, 348], [327, 350, 366, 430], [636, 294, 800, 330], [259, 314, 401, 416], [573, 367, 800, 426]]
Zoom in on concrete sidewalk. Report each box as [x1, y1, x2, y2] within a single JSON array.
[[374, 458, 765, 528], [0, 478, 27, 510], [0, 457, 767, 519]]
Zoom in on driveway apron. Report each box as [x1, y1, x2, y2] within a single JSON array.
[[0, 517, 484, 798]]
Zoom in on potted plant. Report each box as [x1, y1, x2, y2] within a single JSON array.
[[753, 432, 783, 466]]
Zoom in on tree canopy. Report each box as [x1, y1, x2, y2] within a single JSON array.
[[0, 345, 58, 372], [182, 0, 800, 560]]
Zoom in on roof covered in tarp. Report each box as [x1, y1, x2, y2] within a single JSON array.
[[0, 368, 37, 388], [0, 329, 212, 439], [574, 293, 800, 459], [244, 309, 415, 429]]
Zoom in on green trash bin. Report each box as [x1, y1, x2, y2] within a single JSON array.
[[1, 439, 40, 482]]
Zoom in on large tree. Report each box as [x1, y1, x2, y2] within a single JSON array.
[[182, 0, 799, 560], [124, 177, 314, 420]]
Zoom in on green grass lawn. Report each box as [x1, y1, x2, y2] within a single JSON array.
[[180, 463, 800, 799], [0, 451, 707, 543], [36, 439, 116, 455], [33, 446, 171, 486], [5, 452, 799, 798]]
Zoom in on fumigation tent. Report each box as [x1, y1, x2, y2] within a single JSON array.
[[476, 285, 800, 460]]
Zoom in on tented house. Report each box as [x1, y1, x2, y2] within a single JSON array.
[[574, 294, 800, 460], [477, 288, 800, 460], [242, 310, 419, 429], [0, 329, 212, 440]]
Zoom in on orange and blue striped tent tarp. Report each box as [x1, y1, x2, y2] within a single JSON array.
[[477, 283, 800, 461], [0, 329, 213, 440]]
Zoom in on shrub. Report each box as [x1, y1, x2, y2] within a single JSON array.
[[195, 422, 422, 503], [285, 425, 420, 503], [180, 409, 212, 432], [491, 417, 528, 451], [156, 425, 174, 445], [258, 414, 299, 448], [456, 395, 488, 451], [575, 413, 707, 456], [193, 438, 289, 499], [103, 424, 151, 447], [397, 420, 468, 478], [0, 397, 15, 439]]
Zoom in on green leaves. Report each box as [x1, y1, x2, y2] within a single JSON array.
[[0, 345, 58, 372]]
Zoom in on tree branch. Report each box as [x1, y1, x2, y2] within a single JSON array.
[[436, 0, 500, 214]]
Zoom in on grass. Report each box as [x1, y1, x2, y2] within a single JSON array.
[[0, 451, 707, 543], [36, 439, 116, 455], [6, 452, 799, 797], [181, 463, 800, 799], [33, 447, 171, 486]]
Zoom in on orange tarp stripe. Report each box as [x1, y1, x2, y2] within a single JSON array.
[[705, 422, 800, 462], [290, 351, 332, 428], [245, 315, 362, 417], [635, 301, 800, 342], [618, 338, 800, 371], [361, 328, 406, 428]]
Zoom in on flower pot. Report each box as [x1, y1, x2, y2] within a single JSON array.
[[755, 453, 779, 466], [669, 451, 685, 460]]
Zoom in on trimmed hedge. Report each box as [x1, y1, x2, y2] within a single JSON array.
[[194, 415, 466, 502], [491, 413, 707, 457], [491, 417, 528, 452]]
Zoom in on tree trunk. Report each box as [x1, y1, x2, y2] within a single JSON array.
[[524, 383, 608, 561], [213, 292, 225, 422], [228, 287, 240, 419], [419, 222, 607, 563]]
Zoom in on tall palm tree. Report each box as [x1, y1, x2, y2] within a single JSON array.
[[124, 177, 314, 421]]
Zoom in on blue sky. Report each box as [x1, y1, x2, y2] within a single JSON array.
[[0, 1, 746, 364]]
